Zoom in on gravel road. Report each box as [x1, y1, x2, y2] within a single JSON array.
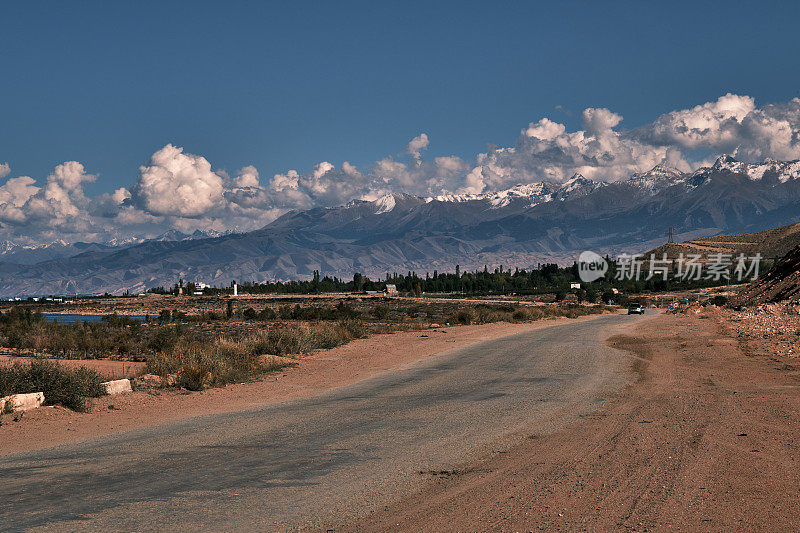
[[0, 313, 645, 531]]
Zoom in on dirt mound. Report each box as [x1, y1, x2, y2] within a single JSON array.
[[648, 221, 800, 262], [733, 243, 800, 304]]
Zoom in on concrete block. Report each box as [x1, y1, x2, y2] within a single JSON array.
[[102, 378, 132, 395], [1, 392, 45, 413]]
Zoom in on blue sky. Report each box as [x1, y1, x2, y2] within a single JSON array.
[[2, 0, 800, 243]]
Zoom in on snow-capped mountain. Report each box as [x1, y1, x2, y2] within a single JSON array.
[[0, 229, 237, 265], [426, 174, 602, 207], [4, 156, 800, 296], [626, 164, 686, 193], [690, 155, 800, 185]]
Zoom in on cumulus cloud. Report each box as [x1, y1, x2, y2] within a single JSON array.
[[235, 165, 260, 188], [0, 176, 39, 223], [471, 107, 689, 192], [133, 144, 224, 217], [0, 163, 9, 180], [635, 93, 800, 161], [639, 93, 756, 149]]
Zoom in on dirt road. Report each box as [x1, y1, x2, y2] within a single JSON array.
[[0, 313, 642, 531], [347, 311, 800, 531]]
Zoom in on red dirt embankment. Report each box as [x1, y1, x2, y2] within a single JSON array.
[[346, 312, 800, 531]]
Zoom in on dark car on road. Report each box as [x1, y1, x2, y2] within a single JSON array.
[[627, 303, 645, 315]]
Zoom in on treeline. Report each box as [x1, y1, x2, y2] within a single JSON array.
[[177, 260, 754, 298]]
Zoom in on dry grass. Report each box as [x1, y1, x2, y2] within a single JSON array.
[[0, 360, 106, 411], [145, 319, 366, 389]]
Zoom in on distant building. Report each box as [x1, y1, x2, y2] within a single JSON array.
[[570, 282, 581, 289], [384, 284, 397, 295]]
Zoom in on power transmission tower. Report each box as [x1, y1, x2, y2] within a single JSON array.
[[667, 227, 675, 244]]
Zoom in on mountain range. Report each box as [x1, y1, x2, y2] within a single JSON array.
[[0, 229, 231, 265], [4, 155, 800, 297]]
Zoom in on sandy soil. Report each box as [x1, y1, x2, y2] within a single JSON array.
[[0, 315, 608, 456], [345, 311, 800, 531]]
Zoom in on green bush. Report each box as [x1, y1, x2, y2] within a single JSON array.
[[0, 360, 105, 412], [372, 304, 389, 320]]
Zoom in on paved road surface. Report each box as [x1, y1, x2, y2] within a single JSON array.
[[0, 313, 646, 531]]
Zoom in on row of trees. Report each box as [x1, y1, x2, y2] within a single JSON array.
[[166, 259, 751, 298]]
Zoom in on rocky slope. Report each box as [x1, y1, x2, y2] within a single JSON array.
[[733, 244, 800, 304]]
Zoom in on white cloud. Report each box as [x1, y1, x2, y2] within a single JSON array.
[[639, 93, 757, 150], [112, 187, 131, 204], [0, 176, 39, 223], [406, 133, 429, 159], [473, 107, 688, 192], [634, 94, 800, 161], [235, 165, 260, 188], [0, 163, 9, 180], [133, 144, 224, 217], [24, 161, 96, 227], [0, 176, 39, 208], [525, 118, 565, 141]]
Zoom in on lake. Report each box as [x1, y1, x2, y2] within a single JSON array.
[[43, 314, 148, 324]]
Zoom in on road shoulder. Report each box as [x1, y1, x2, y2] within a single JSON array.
[[344, 311, 800, 531]]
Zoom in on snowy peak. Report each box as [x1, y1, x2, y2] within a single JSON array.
[[695, 156, 800, 183], [373, 194, 396, 214], [554, 174, 603, 199], [627, 164, 686, 193], [486, 183, 554, 207], [712, 154, 741, 170], [428, 178, 600, 208], [369, 193, 425, 214]]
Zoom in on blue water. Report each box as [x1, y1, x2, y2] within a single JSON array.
[[43, 314, 148, 324]]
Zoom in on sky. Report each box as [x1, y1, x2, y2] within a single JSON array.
[[2, 0, 800, 244]]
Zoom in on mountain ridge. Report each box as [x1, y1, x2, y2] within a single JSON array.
[[4, 155, 800, 296]]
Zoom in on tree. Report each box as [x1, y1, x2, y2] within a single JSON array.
[[353, 272, 364, 292]]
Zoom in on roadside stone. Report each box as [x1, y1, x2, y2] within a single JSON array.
[[1, 392, 45, 413], [101, 379, 132, 395]]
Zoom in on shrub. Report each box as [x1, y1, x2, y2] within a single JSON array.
[[372, 304, 389, 320], [710, 295, 728, 306], [512, 308, 530, 321], [248, 319, 366, 356], [145, 318, 366, 390], [258, 307, 276, 320], [147, 337, 289, 390], [0, 360, 105, 412], [455, 309, 475, 324]]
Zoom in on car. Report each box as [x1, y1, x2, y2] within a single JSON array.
[[627, 303, 645, 315]]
